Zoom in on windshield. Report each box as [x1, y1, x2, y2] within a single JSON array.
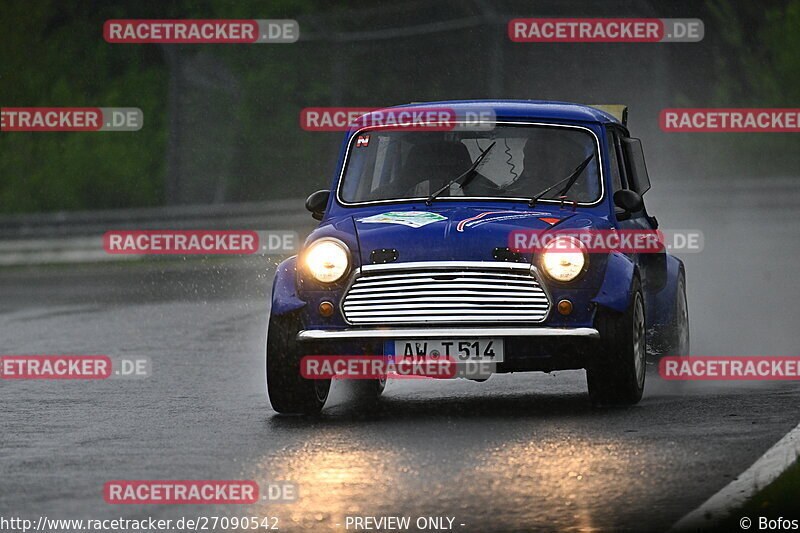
[[339, 124, 602, 204]]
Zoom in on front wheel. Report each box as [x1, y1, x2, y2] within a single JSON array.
[[587, 277, 646, 406], [664, 273, 690, 357], [346, 376, 387, 402], [266, 312, 330, 415]]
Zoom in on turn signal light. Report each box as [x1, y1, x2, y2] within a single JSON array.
[[319, 301, 335, 317], [557, 299, 573, 315]]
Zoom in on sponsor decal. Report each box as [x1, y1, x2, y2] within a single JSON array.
[[456, 211, 548, 232], [357, 211, 446, 228], [356, 134, 370, 147]]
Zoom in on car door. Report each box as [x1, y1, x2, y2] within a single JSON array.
[[607, 127, 666, 293]]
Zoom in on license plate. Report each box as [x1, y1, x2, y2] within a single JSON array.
[[386, 339, 504, 363]]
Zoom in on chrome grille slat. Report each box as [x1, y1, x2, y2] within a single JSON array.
[[353, 271, 543, 283], [344, 292, 547, 300], [346, 316, 541, 323], [342, 262, 550, 325], [351, 278, 541, 289], [346, 307, 546, 315], [348, 283, 543, 294], [343, 296, 548, 305], [344, 303, 549, 311]]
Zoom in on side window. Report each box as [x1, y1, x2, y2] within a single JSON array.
[[605, 130, 623, 192]]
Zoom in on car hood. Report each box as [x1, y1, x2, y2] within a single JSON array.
[[331, 205, 609, 265]]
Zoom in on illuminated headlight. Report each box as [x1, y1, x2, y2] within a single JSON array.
[[303, 238, 350, 283], [541, 236, 587, 282]]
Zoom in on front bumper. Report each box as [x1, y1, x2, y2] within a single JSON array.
[[297, 326, 599, 341], [296, 326, 600, 373]]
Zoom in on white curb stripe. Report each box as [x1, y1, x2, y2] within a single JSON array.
[[671, 422, 800, 531]]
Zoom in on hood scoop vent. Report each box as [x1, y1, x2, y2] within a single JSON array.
[[493, 247, 522, 262], [370, 248, 399, 264]]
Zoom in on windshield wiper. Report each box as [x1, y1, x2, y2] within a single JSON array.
[[528, 154, 594, 208], [426, 142, 496, 206]]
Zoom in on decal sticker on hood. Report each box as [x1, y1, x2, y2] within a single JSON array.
[[456, 211, 550, 232], [357, 211, 447, 228]]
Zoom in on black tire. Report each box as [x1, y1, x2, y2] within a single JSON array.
[[346, 377, 387, 401], [343, 344, 386, 402], [664, 273, 690, 357], [266, 312, 330, 415], [587, 276, 646, 406]]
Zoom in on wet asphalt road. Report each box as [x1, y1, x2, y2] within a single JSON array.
[[1, 179, 799, 532]]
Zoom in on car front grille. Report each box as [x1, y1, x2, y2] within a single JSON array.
[[341, 261, 550, 324]]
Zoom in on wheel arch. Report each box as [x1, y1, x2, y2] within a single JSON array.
[[647, 254, 685, 330], [270, 256, 307, 317], [590, 251, 638, 314]]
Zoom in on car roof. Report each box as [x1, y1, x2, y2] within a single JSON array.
[[363, 100, 622, 125]]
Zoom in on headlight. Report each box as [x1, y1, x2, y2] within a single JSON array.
[[541, 236, 587, 282], [303, 238, 350, 283]]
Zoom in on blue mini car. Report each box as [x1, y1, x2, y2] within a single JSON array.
[[267, 101, 689, 414]]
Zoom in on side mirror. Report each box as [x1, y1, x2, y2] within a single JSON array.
[[305, 190, 330, 220], [621, 138, 651, 194], [613, 189, 644, 214]]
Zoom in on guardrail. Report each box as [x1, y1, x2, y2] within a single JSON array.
[[1, 176, 798, 266], [0, 199, 315, 266]]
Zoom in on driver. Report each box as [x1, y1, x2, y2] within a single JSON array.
[[394, 141, 473, 197], [510, 129, 595, 200]]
